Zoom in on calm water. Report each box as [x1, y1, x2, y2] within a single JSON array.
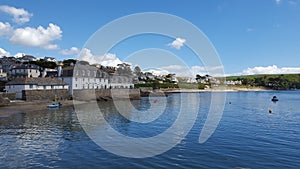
[[0, 91, 299, 168]]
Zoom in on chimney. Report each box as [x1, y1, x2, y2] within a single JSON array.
[[57, 63, 63, 77]]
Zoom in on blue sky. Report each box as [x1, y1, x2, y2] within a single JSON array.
[[1, 0, 300, 76]]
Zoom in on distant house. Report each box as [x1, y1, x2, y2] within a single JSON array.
[[145, 72, 155, 80], [10, 64, 41, 78], [109, 74, 134, 89], [110, 63, 134, 89], [5, 77, 69, 99], [44, 57, 56, 62], [166, 74, 178, 84], [0, 65, 7, 81], [41, 68, 58, 77], [225, 80, 242, 85], [18, 55, 37, 62], [0, 56, 16, 73]]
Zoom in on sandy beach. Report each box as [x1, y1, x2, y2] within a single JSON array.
[[0, 100, 76, 117]]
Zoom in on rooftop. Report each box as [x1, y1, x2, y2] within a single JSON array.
[[7, 77, 68, 86]]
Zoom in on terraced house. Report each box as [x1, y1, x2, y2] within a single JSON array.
[[9, 64, 41, 78], [5, 77, 69, 100]]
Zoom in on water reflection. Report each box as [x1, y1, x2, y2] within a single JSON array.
[[0, 106, 84, 168], [0, 91, 299, 168]]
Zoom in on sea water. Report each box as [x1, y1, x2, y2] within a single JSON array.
[[0, 91, 299, 168]]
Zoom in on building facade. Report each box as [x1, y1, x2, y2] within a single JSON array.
[[10, 64, 41, 78], [61, 64, 109, 94], [60, 63, 134, 94], [5, 77, 69, 99]]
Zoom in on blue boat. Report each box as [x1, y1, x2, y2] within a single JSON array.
[[47, 102, 62, 108]]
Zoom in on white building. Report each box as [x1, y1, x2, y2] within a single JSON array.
[[60, 63, 134, 94], [5, 77, 69, 99], [61, 64, 109, 94], [109, 74, 134, 89], [10, 64, 40, 78], [0, 65, 7, 81], [44, 57, 56, 62]]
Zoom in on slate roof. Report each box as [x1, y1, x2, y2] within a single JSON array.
[[7, 78, 68, 85], [11, 64, 40, 70]]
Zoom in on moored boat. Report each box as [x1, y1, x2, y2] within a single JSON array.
[[47, 102, 62, 108], [271, 96, 279, 102]]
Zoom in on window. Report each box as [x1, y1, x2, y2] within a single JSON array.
[[29, 84, 33, 89], [51, 85, 54, 89], [75, 84, 78, 87], [43, 86, 46, 90]]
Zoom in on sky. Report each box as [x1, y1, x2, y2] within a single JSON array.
[[0, 0, 300, 77]]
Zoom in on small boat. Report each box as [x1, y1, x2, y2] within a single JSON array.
[[271, 96, 279, 102], [47, 102, 62, 108]]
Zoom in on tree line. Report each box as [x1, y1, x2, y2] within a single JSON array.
[[227, 74, 300, 90]]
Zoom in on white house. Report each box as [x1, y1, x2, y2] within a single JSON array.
[[109, 74, 134, 89], [44, 57, 56, 62], [10, 64, 41, 78], [60, 63, 134, 94], [60, 64, 110, 94], [5, 77, 69, 99], [0, 65, 7, 81]]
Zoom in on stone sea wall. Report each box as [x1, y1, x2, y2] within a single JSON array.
[[0, 92, 16, 100], [22, 89, 69, 101], [73, 89, 140, 101]]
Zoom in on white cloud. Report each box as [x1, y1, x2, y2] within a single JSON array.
[[275, 0, 281, 5], [142, 65, 225, 77], [13, 52, 25, 58], [43, 44, 59, 50], [0, 22, 13, 37], [0, 5, 32, 24], [145, 68, 170, 76], [168, 38, 186, 50], [9, 23, 62, 50], [0, 48, 10, 57], [61, 47, 79, 55], [161, 65, 185, 70], [78, 48, 123, 67], [242, 65, 300, 75]]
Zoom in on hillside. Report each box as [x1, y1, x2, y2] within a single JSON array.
[[226, 74, 300, 90]]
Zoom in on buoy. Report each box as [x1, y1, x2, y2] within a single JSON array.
[[229, 101, 232, 104], [269, 109, 272, 113]]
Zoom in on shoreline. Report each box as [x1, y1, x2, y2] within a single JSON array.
[[161, 86, 273, 93], [0, 87, 282, 117], [0, 100, 76, 117]]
